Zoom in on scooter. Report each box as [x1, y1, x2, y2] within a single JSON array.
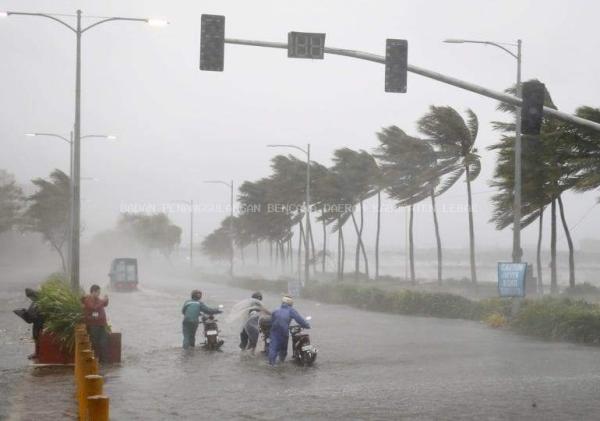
[[202, 305, 225, 351], [290, 316, 317, 366]]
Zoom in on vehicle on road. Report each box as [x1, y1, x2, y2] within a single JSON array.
[[108, 258, 139, 291], [290, 316, 317, 366], [202, 305, 225, 350]]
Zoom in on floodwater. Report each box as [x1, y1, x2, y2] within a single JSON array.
[[3, 271, 600, 420]]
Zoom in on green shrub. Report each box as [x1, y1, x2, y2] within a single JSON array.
[[562, 282, 600, 297], [225, 277, 600, 346], [37, 275, 83, 351], [511, 297, 600, 343]]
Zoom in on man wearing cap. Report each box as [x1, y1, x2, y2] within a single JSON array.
[[181, 290, 222, 349], [268, 295, 310, 365]]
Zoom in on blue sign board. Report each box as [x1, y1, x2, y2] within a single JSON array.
[[497, 262, 527, 297]]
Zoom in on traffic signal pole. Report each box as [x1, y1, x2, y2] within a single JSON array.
[[223, 37, 600, 133]]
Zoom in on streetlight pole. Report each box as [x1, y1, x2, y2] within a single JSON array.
[[444, 38, 523, 263], [204, 180, 235, 278], [4, 10, 167, 291], [267, 143, 311, 287]]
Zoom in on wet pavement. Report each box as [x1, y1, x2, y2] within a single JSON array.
[[3, 272, 600, 420]]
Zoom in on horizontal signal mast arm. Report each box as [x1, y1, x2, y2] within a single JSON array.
[[224, 37, 600, 132]]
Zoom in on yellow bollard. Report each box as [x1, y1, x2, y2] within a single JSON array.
[[84, 374, 104, 420], [87, 395, 109, 421], [75, 336, 90, 378], [78, 352, 97, 419], [75, 338, 91, 398]]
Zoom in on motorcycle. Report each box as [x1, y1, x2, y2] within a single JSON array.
[[202, 305, 225, 351], [289, 316, 317, 366]]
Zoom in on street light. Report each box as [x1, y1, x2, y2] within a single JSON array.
[[204, 180, 235, 278], [444, 38, 523, 264], [24, 132, 116, 277], [146, 19, 169, 27], [266, 143, 311, 287], [4, 9, 166, 291]]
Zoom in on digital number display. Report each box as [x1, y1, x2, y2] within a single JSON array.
[[288, 32, 326, 59]]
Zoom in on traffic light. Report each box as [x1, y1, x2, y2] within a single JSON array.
[[288, 32, 326, 59], [200, 14, 225, 71], [385, 39, 408, 93], [521, 80, 546, 135]]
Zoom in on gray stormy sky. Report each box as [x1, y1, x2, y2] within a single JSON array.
[[0, 0, 599, 253]]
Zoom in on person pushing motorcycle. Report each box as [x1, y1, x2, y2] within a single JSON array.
[[268, 294, 310, 365], [239, 291, 270, 352], [181, 289, 222, 349]]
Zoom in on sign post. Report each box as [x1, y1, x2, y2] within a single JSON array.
[[497, 262, 527, 297]]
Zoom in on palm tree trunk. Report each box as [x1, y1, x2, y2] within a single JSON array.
[[256, 241, 260, 264], [375, 191, 381, 281], [550, 199, 558, 293], [351, 209, 370, 280], [431, 192, 442, 285], [465, 165, 477, 283], [409, 205, 415, 284], [359, 200, 370, 279], [351, 211, 361, 279], [340, 227, 346, 281], [287, 238, 292, 273], [536, 207, 544, 294], [307, 219, 317, 273], [337, 218, 341, 280], [241, 245, 245, 265], [52, 242, 67, 275], [558, 195, 575, 287], [298, 221, 304, 280], [270, 241, 273, 268], [274, 240, 278, 268], [322, 211, 327, 273], [280, 241, 286, 272]]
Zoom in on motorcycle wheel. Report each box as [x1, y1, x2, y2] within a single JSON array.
[[206, 335, 216, 350], [299, 351, 316, 366]]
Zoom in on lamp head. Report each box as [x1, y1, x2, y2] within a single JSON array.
[[147, 18, 169, 27]]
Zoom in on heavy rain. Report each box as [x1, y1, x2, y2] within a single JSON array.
[[2, 1, 600, 420]]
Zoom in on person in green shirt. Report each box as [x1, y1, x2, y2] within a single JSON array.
[[182, 289, 222, 349]]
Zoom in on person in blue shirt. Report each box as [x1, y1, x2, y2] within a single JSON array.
[[268, 295, 310, 365], [182, 289, 222, 349]]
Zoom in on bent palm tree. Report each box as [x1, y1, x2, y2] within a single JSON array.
[[417, 106, 481, 284]]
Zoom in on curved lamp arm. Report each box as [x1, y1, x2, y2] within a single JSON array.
[[5, 12, 76, 32]]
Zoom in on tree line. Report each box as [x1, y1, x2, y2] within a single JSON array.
[[202, 84, 600, 289]]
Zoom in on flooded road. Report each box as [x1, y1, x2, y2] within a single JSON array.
[[4, 272, 600, 420]]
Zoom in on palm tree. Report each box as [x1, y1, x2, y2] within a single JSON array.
[[330, 148, 379, 280], [568, 106, 600, 199], [490, 83, 582, 291], [375, 126, 442, 284], [238, 178, 295, 273], [417, 106, 481, 284]]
